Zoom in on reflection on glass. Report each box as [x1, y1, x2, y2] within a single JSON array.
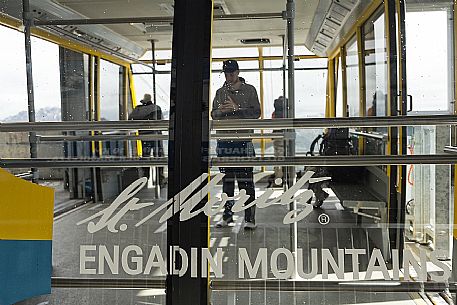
[[140, 49, 172, 61], [211, 59, 261, 228], [346, 36, 359, 117], [212, 47, 259, 58], [364, 9, 387, 118], [32, 37, 61, 122], [363, 9, 388, 156], [212, 291, 424, 305], [405, 125, 453, 258], [263, 69, 283, 117], [405, 9, 452, 113], [100, 59, 121, 121], [295, 70, 327, 118], [99, 59, 123, 159], [132, 66, 171, 119], [294, 57, 328, 69], [0, 26, 27, 122], [212, 71, 260, 101], [295, 69, 327, 154], [336, 55, 343, 117], [15, 288, 165, 305]]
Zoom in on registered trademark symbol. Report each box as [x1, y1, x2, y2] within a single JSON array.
[[318, 213, 330, 225]]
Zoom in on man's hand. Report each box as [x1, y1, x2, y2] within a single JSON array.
[[219, 95, 239, 113]]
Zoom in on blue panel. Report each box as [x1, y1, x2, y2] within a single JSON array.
[[0, 240, 52, 305]]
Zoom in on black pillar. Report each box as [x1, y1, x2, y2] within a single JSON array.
[[22, 0, 38, 183], [385, 0, 401, 253], [167, 0, 212, 304], [396, 0, 408, 260]]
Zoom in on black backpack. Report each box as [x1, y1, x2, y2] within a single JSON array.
[[306, 128, 360, 183], [307, 128, 353, 156]]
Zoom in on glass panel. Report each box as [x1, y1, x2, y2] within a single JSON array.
[[346, 36, 360, 117], [336, 56, 343, 117], [363, 8, 388, 157], [0, 25, 27, 121], [132, 68, 171, 118], [212, 58, 259, 70], [207, 129, 455, 303], [295, 69, 327, 119], [31, 37, 68, 206], [133, 60, 171, 73], [212, 47, 259, 58], [31, 37, 61, 122], [211, 59, 262, 158], [264, 58, 283, 69], [140, 49, 172, 61], [0, 25, 72, 204], [403, 0, 454, 270], [295, 69, 327, 154], [260, 45, 314, 57], [364, 9, 387, 118], [263, 67, 284, 119], [99, 59, 121, 121], [131, 64, 170, 165], [294, 57, 328, 69], [16, 288, 165, 305], [1, 0, 171, 303], [295, 45, 316, 56], [212, 291, 427, 304], [155, 62, 172, 72], [99, 59, 123, 162], [262, 46, 285, 57], [3, 0, 457, 303], [405, 7, 453, 113]]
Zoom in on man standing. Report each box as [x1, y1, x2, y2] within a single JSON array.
[[129, 93, 166, 186], [268, 96, 286, 188], [211, 60, 261, 229]]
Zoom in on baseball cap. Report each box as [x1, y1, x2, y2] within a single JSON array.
[[222, 60, 239, 73]]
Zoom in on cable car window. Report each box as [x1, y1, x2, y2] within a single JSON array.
[[346, 36, 360, 118]]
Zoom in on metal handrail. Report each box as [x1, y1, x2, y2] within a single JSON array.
[[210, 279, 453, 293], [0, 120, 168, 132], [134, 67, 327, 75], [214, 133, 285, 140], [444, 145, 457, 154], [2, 155, 457, 169], [212, 115, 457, 130], [49, 277, 452, 292], [350, 130, 387, 141], [211, 155, 457, 167], [37, 134, 168, 142], [51, 277, 166, 289], [2, 115, 457, 133], [1, 157, 167, 168], [36, 132, 284, 142], [34, 13, 283, 26]]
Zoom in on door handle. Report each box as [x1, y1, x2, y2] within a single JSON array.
[[407, 95, 413, 112]]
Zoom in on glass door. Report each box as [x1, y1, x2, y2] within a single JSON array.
[[403, 1, 454, 258]]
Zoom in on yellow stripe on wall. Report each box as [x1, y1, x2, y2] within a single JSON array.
[[0, 168, 54, 240]]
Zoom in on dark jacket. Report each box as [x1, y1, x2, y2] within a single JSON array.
[[129, 101, 162, 135], [211, 81, 261, 143], [211, 82, 261, 120], [272, 98, 285, 119], [130, 101, 162, 120]]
